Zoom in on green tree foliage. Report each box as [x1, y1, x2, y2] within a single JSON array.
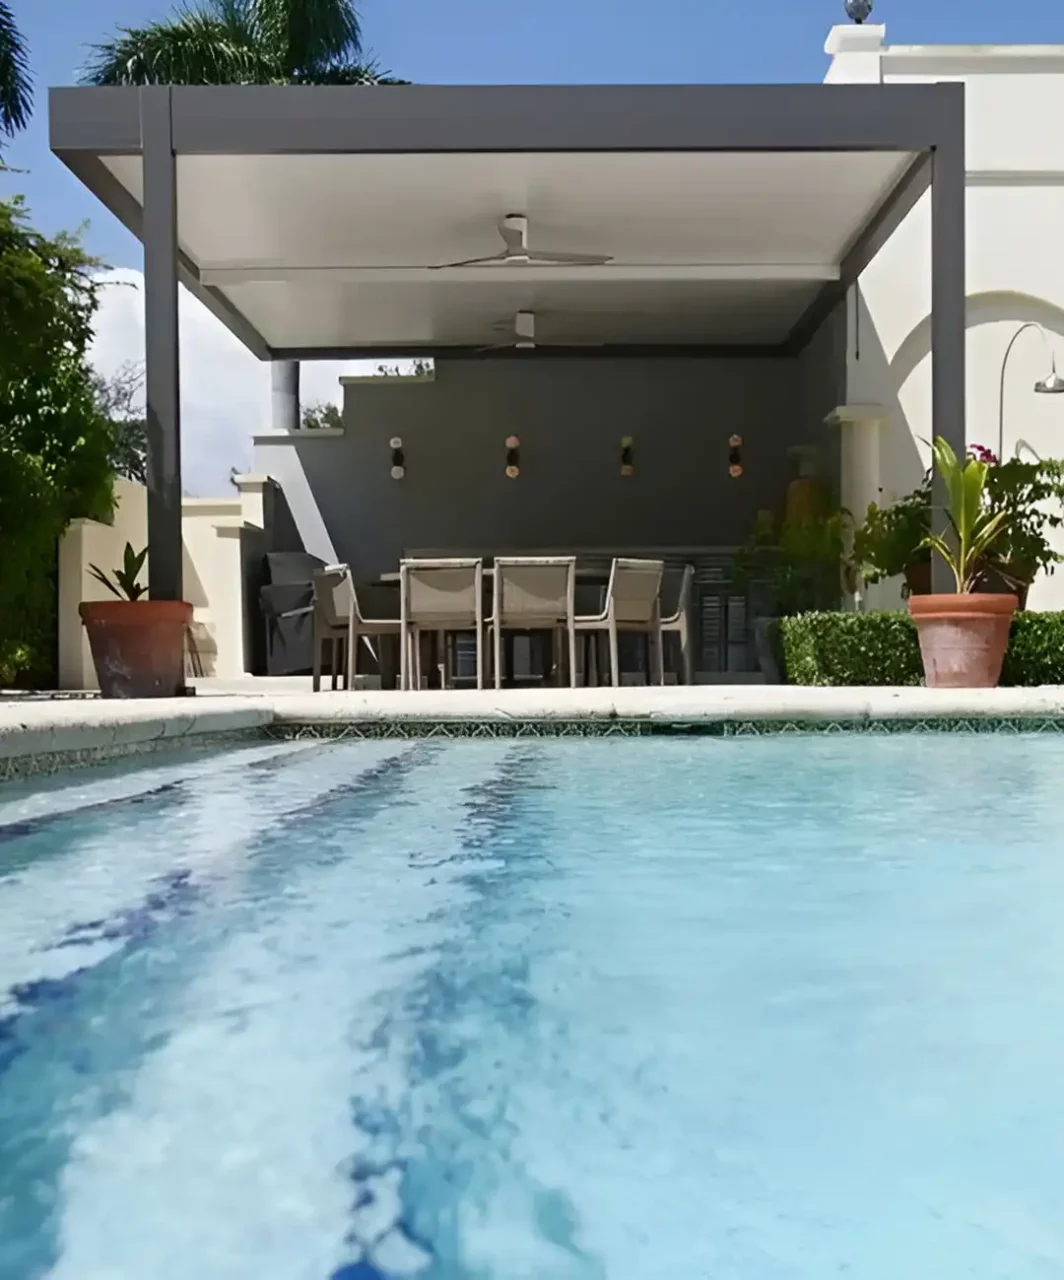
[[83, 0, 404, 86], [92, 362, 148, 483], [0, 198, 118, 686], [0, 1, 31, 148]]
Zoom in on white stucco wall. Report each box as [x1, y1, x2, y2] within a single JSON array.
[[57, 478, 269, 688], [827, 26, 1064, 610]]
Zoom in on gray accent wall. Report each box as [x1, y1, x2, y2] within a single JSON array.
[[798, 302, 848, 496], [254, 355, 842, 580]]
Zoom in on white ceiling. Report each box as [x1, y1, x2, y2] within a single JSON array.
[[103, 149, 916, 350]]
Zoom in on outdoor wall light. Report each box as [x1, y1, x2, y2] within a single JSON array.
[[728, 434, 744, 478], [390, 436, 405, 480], [505, 434, 521, 478], [620, 436, 634, 476]]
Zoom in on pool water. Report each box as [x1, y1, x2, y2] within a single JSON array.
[[2, 734, 1064, 1279]]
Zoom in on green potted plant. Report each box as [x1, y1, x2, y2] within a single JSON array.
[[852, 472, 932, 596], [79, 543, 192, 698], [733, 507, 851, 681], [971, 446, 1064, 607], [909, 437, 1015, 689]]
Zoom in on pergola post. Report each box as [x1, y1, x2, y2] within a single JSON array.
[[930, 98, 967, 594], [140, 86, 183, 602]]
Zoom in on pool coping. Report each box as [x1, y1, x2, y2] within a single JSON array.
[[4, 686, 1064, 779]]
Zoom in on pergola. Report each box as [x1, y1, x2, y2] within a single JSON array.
[[50, 80, 966, 599]]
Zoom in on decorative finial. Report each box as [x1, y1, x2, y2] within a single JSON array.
[[844, 0, 874, 22]]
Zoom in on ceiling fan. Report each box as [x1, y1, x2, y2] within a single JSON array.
[[433, 214, 613, 270], [477, 310, 606, 352]]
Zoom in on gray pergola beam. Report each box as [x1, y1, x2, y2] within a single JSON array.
[[51, 81, 961, 157], [930, 92, 967, 594], [140, 87, 183, 605], [271, 343, 788, 362]]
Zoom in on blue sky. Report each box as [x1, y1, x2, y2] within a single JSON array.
[[5, 0, 1064, 267]]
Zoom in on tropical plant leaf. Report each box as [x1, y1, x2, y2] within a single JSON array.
[[88, 563, 126, 600], [82, 0, 408, 88], [122, 542, 149, 581], [253, 0, 361, 76], [0, 0, 32, 141], [82, 7, 277, 86], [293, 59, 405, 84]]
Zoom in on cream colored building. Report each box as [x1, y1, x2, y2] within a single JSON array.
[[826, 23, 1064, 609]]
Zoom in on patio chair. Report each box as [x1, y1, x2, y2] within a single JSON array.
[[486, 557, 577, 689], [311, 565, 401, 691], [399, 558, 484, 690], [660, 563, 695, 685], [575, 558, 665, 687]]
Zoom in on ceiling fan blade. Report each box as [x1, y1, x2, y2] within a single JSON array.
[[526, 249, 614, 266], [430, 251, 508, 270]]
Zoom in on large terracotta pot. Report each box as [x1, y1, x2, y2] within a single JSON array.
[[908, 593, 1017, 689], [79, 600, 193, 698]]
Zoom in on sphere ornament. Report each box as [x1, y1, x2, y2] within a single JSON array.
[[844, 0, 873, 22]]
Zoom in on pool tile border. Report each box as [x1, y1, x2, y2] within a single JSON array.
[[266, 715, 1064, 741], [0, 731, 262, 784], [6, 708, 1064, 782]]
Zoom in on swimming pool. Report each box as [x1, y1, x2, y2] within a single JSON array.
[[2, 733, 1064, 1279]]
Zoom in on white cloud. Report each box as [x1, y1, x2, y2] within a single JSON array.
[[89, 270, 376, 496]]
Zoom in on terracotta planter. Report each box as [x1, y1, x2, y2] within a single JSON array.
[[79, 600, 193, 698], [908, 593, 1017, 689]]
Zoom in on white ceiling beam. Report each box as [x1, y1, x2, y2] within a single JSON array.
[[199, 263, 840, 287]]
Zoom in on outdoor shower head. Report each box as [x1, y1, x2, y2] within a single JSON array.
[[844, 0, 874, 22], [1035, 360, 1064, 395]]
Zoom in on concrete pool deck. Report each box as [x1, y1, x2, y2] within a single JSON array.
[[4, 685, 1064, 779]]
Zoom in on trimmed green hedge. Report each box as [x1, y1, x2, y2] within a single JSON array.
[[779, 610, 1064, 687]]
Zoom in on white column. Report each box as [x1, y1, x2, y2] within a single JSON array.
[[825, 404, 889, 608], [823, 23, 886, 84]]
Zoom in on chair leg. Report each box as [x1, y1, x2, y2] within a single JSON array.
[[608, 619, 620, 688], [313, 634, 322, 692], [568, 623, 577, 690], [654, 627, 666, 687], [414, 628, 423, 690], [680, 620, 694, 685], [330, 639, 340, 691], [493, 623, 503, 690], [348, 627, 358, 690]]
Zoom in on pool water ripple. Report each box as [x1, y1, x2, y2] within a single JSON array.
[[2, 735, 1064, 1278]]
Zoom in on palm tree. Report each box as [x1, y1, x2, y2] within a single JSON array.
[[0, 0, 32, 148], [83, 0, 401, 86], [83, 0, 405, 431]]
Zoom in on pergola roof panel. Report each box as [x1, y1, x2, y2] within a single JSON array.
[[95, 148, 915, 350], [217, 276, 824, 350], [52, 81, 963, 357], [104, 150, 916, 272]]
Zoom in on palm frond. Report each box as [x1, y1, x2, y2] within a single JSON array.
[[81, 8, 277, 86], [293, 58, 407, 85], [251, 0, 361, 78], [0, 0, 32, 139]]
